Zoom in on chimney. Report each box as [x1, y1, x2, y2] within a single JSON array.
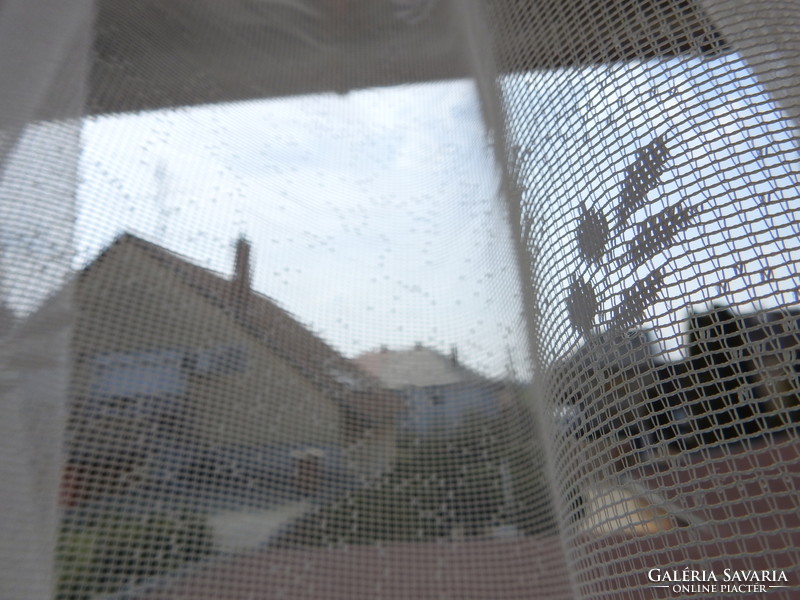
[[233, 237, 251, 294], [450, 345, 458, 364]]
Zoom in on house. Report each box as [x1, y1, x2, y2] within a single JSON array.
[[550, 308, 800, 468], [650, 305, 800, 449], [63, 233, 399, 507], [54, 234, 411, 597], [354, 344, 505, 435]]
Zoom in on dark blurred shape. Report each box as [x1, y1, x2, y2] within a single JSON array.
[[553, 306, 800, 465]]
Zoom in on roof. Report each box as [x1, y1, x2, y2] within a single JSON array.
[[687, 305, 800, 353], [82, 233, 402, 425], [354, 344, 486, 389]]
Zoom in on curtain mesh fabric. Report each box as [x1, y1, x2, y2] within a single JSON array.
[[491, 0, 800, 597], [0, 1, 798, 599]]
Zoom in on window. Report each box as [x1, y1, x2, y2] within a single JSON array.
[[89, 349, 187, 418]]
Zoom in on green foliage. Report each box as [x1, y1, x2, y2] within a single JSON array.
[[278, 400, 557, 547], [55, 511, 213, 600]]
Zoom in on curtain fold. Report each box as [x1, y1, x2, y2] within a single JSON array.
[[0, 2, 91, 598]]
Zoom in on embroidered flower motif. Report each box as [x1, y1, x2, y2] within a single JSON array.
[[576, 203, 608, 264], [566, 135, 695, 335]]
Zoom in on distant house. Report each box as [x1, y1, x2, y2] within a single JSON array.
[[550, 307, 800, 467], [651, 305, 800, 449], [63, 233, 399, 507], [355, 344, 503, 435]]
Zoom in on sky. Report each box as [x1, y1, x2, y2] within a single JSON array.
[[2, 50, 799, 378], [73, 80, 527, 379]]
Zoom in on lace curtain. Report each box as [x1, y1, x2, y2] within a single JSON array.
[[1, 1, 798, 598]]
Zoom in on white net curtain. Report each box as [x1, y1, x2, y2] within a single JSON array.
[[1, 0, 799, 598]]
